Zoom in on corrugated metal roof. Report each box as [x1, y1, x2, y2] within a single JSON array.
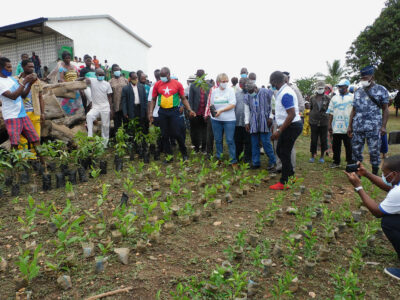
[[0, 18, 48, 33], [47, 15, 151, 48]]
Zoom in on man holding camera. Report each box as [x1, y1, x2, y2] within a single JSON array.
[[348, 66, 389, 175], [345, 155, 400, 280]]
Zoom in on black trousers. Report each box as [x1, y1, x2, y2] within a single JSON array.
[[310, 125, 328, 155], [381, 215, 400, 260], [190, 116, 207, 152], [332, 133, 353, 164], [234, 126, 251, 163], [114, 110, 124, 134], [277, 121, 303, 184], [158, 107, 187, 156], [206, 118, 214, 156]]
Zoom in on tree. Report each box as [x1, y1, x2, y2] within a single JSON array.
[[295, 76, 318, 98], [346, 0, 400, 91], [324, 60, 346, 86]]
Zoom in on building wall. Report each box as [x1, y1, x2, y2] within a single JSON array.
[[46, 18, 149, 73], [0, 32, 73, 74]]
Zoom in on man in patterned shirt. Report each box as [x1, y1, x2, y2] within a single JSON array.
[[348, 66, 389, 175]]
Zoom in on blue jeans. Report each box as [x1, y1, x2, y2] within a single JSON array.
[[251, 132, 276, 167], [211, 119, 237, 163]]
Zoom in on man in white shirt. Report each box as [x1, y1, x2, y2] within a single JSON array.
[[327, 79, 354, 168], [269, 71, 303, 190], [0, 57, 41, 153], [85, 68, 113, 146], [345, 155, 400, 280]]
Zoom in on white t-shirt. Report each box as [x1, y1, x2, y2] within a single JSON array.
[[210, 86, 236, 122], [327, 93, 354, 134], [88, 78, 112, 111], [274, 84, 301, 126], [0, 77, 27, 120], [379, 184, 400, 214], [148, 85, 160, 118]]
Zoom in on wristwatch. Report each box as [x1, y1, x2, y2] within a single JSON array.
[[277, 128, 281, 133], [354, 186, 363, 192]]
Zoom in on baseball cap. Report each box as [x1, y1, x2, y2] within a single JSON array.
[[337, 79, 350, 87]]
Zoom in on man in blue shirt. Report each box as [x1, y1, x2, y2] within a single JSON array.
[[348, 66, 389, 175]]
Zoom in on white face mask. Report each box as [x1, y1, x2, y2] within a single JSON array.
[[316, 89, 324, 95], [219, 82, 227, 89], [360, 80, 371, 88]]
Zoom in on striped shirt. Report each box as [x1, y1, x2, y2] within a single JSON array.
[[244, 88, 273, 133]]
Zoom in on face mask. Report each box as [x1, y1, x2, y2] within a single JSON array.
[[271, 86, 277, 91], [339, 87, 347, 95], [219, 82, 228, 89], [249, 80, 256, 84], [360, 80, 371, 88], [317, 89, 325, 95], [131, 79, 138, 85], [1, 69, 12, 77], [251, 92, 257, 97], [241, 74, 247, 78], [114, 71, 121, 77], [160, 77, 168, 83], [382, 172, 394, 187], [97, 76, 105, 81]]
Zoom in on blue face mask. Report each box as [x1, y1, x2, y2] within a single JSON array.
[[241, 74, 247, 78], [382, 172, 394, 187], [1, 69, 12, 77], [271, 86, 277, 91], [160, 77, 168, 83], [97, 76, 105, 81], [114, 71, 121, 77], [251, 92, 257, 97]]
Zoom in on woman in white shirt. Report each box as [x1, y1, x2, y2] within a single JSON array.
[[210, 73, 237, 167]]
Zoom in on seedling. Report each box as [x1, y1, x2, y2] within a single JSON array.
[[15, 244, 42, 285]]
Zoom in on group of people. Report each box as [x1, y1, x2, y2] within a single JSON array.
[[2, 51, 400, 281]]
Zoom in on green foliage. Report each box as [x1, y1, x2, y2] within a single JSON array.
[[346, 0, 400, 90], [15, 244, 42, 284], [115, 127, 129, 157], [324, 59, 347, 86], [295, 76, 318, 98], [270, 270, 296, 299], [331, 267, 365, 299]]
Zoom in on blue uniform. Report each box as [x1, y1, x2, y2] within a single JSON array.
[[352, 84, 389, 167]]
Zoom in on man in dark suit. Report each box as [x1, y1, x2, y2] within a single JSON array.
[[122, 71, 148, 135], [188, 69, 210, 153]]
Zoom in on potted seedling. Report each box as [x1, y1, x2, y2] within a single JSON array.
[[114, 127, 128, 171], [15, 243, 42, 292], [148, 125, 161, 160], [8, 149, 34, 196], [303, 228, 317, 276]]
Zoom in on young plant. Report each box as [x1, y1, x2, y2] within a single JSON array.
[[17, 196, 38, 239], [15, 244, 42, 285]]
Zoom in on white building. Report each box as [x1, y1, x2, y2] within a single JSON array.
[[0, 15, 151, 74]]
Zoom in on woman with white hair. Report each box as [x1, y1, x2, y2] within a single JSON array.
[[210, 73, 237, 167]]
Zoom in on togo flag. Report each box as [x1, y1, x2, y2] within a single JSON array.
[[157, 86, 180, 109]]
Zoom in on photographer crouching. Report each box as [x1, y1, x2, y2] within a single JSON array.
[[345, 155, 400, 280]]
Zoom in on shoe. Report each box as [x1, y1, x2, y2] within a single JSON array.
[[309, 158, 315, 163], [384, 267, 400, 280], [267, 164, 277, 172], [251, 165, 260, 169], [330, 163, 340, 168], [319, 158, 325, 163], [269, 182, 289, 190]]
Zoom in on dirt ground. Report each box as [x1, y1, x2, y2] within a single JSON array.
[[0, 110, 400, 299]]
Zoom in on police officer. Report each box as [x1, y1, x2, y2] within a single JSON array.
[[348, 66, 389, 175]]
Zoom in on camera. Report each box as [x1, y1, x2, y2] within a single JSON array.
[[210, 105, 217, 117], [346, 163, 360, 173]]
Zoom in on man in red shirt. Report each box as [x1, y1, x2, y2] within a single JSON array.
[[149, 67, 196, 162]]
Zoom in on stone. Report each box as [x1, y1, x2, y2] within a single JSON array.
[[289, 277, 299, 293], [136, 240, 147, 253], [289, 233, 302, 243], [0, 256, 7, 272], [213, 199, 222, 209], [225, 193, 233, 203], [163, 222, 176, 234], [360, 206, 369, 216], [57, 275, 72, 290], [272, 244, 283, 257], [286, 207, 298, 215], [111, 230, 122, 242], [82, 242, 95, 258], [152, 182, 160, 191], [114, 248, 130, 265], [352, 210, 362, 222], [213, 221, 222, 226]]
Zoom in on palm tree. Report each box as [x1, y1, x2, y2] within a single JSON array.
[[325, 59, 346, 86]]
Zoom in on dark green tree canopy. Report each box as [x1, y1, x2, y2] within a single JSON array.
[[346, 0, 400, 91]]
